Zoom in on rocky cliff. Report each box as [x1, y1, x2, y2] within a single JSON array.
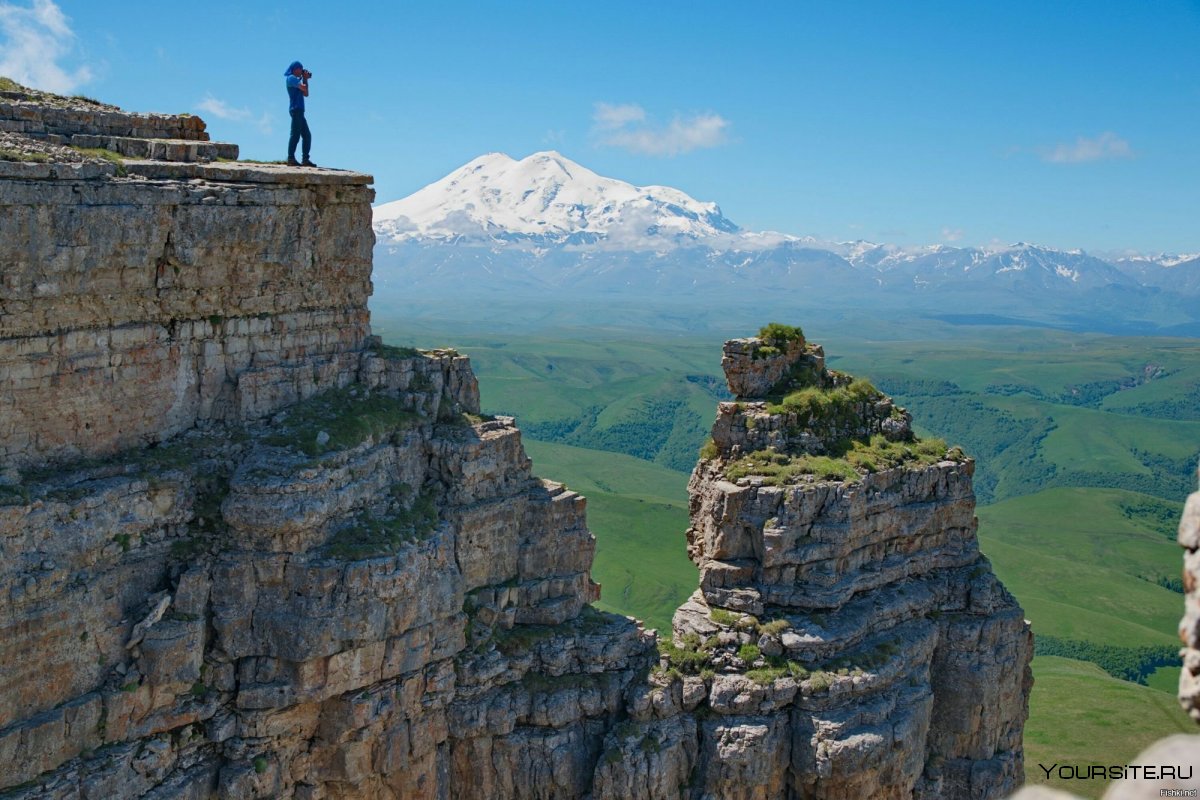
[[0, 87, 1031, 798], [588, 329, 1033, 800]]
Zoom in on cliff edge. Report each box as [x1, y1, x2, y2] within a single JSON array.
[[0, 84, 655, 799], [0, 87, 1032, 799]]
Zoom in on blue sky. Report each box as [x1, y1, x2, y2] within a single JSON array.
[[3, 0, 1198, 252]]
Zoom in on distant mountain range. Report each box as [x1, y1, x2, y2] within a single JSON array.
[[372, 151, 1200, 333]]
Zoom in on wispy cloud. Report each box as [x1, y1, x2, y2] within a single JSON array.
[[197, 94, 274, 135], [592, 101, 730, 157], [941, 227, 964, 242], [197, 94, 252, 122], [1041, 132, 1133, 164], [593, 102, 646, 131], [0, 0, 91, 93]]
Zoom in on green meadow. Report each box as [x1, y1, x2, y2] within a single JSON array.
[[978, 487, 1181, 647], [374, 307, 1200, 790], [1023, 657, 1194, 798]]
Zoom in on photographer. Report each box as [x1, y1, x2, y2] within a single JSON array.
[[284, 61, 316, 167]]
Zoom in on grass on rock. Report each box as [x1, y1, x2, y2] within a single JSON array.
[[69, 146, 128, 175], [724, 434, 953, 485], [766, 377, 882, 417], [0, 148, 49, 163], [325, 488, 439, 559], [262, 384, 418, 456]]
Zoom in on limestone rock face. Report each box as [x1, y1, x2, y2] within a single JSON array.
[[1178, 472, 1200, 721], [0, 90, 372, 470], [721, 335, 815, 399], [0, 91, 656, 799], [589, 333, 1034, 800], [0, 90, 1033, 800]]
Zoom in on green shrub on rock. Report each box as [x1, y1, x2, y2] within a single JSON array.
[[757, 323, 805, 348]]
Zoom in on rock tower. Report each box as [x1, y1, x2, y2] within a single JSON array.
[[590, 328, 1034, 799], [0, 86, 1032, 798]]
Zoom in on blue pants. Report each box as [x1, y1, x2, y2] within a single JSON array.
[[288, 109, 311, 160]]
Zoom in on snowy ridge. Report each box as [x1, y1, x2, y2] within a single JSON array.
[[374, 150, 793, 250]]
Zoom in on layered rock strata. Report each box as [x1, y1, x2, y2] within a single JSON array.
[[588, 332, 1034, 800], [0, 90, 656, 799], [0, 87, 373, 469]]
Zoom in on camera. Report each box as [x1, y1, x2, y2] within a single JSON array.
[[302, 69, 313, 80]]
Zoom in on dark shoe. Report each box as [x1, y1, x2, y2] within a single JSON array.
[[301, 158, 318, 168], [287, 157, 300, 166]]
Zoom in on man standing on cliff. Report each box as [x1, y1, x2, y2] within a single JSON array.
[[285, 61, 316, 167]]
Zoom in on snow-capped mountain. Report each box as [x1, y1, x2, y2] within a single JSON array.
[[374, 151, 780, 249], [371, 151, 1200, 332], [1112, 253, 1200, 294], [838, 241, 1135, 291]]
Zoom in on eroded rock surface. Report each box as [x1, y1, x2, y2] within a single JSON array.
[[1, 89, 1032, 799], [587, 333, 1033, 800], [0, 88, 657, 799]]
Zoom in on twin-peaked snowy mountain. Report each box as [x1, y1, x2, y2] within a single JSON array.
[[372, 151, 1200, 330], [374, 151, 755, 249]]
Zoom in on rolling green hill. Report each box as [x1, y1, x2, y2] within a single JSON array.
[[1024, 657, 1193, 798], [427, 332, 725, 472], [977, 487, 1182, 648]]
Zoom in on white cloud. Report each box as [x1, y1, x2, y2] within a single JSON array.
[[592, 102, 730, 157], [255, 112, 273, 136], [941, 227, 964, 242], [593, 102, 646, 131], [0, 0, 91, 93], [197, 95, 274, 136], [1041, 132, 1133, 164], [197, 94, 253, 122]]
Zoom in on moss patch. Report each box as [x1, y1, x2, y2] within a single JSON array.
[[0, 148, 50, 163], [262, 385, 418, 456], [369, 341, 421, 359], [725, 434, 955, 486], [656, 634, 712, 678], [69, 146, 127, 176], [324, 487, 439, 559]]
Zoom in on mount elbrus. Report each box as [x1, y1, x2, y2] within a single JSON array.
[[0, 83, 1070, 799]]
